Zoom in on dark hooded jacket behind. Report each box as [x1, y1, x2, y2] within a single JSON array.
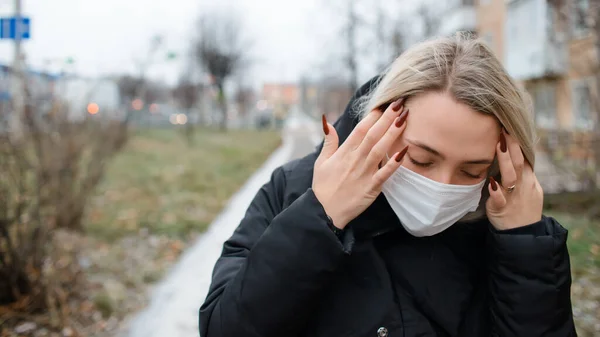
[[199, 77, 577, 337]]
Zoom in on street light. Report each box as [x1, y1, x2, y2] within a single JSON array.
[[87, 102, 99, 115], [170, 113, 187, 125], [149, 103, 159, 114], [132, 98, 144, 111]]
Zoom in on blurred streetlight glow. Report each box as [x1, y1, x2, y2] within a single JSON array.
[[132, 98, 144, 111], [176, 114, 188, 125], [87, 103, 99, 115], [170, 113, 188, 125]]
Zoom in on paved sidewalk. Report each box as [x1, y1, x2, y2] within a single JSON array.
[[122, 112, 320, 337]]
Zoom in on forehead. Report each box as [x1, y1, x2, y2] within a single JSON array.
[[404, 91, 500, 159]]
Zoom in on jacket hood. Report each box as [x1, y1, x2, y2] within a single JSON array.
[[327, 76, 381, 148]]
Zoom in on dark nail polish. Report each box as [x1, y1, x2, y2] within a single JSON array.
[[500, 133, 507, 152], [322, 115, 329, 135], [395, 109, 409, 127], [490, 177, 498, 191], [395, 145, 409, 162], [391, 98, 404, 112]]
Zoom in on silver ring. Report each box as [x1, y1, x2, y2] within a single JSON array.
[[506, 184, 516, 193]]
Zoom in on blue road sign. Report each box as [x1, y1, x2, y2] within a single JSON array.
[[0, 16, 30, 40]]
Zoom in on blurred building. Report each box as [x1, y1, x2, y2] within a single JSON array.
[[415, 0, 596, 134], [262, 83, 300, 121], [0, 64, 62, 129], [407, 0, 596, 168], [476, 0, 596, 165], [303, 77, 353, 123], [438, 0, 478, 37], [0, 64, 60, 104]]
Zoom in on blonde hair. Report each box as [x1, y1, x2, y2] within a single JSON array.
[[358, 33, 537, 221]]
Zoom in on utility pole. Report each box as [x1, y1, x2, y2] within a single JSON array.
[[346, 0, 358, 93], [374, 0, 387, 72], [10, 0, 25, 138], [13, 0, 21, 69]]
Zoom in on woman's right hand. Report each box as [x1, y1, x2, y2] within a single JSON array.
[[312, 98, 409, 229]]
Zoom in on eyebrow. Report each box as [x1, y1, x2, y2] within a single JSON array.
[[406, 139, 494, 165]]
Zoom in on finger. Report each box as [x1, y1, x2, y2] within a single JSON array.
[[342, 109, 383, 151], [520, 161, 536, 186], [366, 109, 409, 168], [497, 132, 517, 190], [357, 97, 405, 155], [504, 129, 525, 179], [487, 176, 507, 210], [372, 145, 409, 190], [316, 114, 339, 163]]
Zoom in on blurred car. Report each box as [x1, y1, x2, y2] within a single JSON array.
[[254, 108, 274, 129]]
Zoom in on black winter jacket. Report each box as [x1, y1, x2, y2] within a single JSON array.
[[199, 77, 576, 337]]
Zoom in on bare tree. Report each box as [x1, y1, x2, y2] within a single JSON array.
[[346, 0, 360, 93], [322, 0, 363, 93], [372, 0, 408, 70], [374, 3, 386, 71], [417, 3, 440, 39], [234, 86, 254, 124], [194, 11, 248, 130], [331, 0, 411, 91], [116, 75, 143, 105], [0, 79, 126, 331], [390, 28, 406, 58], [133, 36, 165, 105], [173, 76, 202, 144]]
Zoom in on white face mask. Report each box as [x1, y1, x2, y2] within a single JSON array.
[[381, 166, 486, 237]]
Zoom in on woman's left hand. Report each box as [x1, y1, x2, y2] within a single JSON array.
[[486, 129, 544, 230]]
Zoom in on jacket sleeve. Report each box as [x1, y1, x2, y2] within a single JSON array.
[[199, 166, 354, 337], [487, 215, 577, 337]]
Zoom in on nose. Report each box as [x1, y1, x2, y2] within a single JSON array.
[[431, 169, 454, 185]]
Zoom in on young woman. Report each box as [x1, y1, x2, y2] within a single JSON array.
[[200, 34, 576, 337]]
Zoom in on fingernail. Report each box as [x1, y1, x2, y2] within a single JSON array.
[[395, 145, 409, 162], [391, 98, 404, 112], [395, 109, 409, 127], [322, 115, 329, 135], [500, 133, 507, 152], [490, 176, 498, 191]]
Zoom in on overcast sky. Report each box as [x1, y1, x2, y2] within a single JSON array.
[[0, 0, 421, 87]]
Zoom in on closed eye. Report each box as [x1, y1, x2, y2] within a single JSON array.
[[462, 171, 482, 179], [409, 157, 432, 168]]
